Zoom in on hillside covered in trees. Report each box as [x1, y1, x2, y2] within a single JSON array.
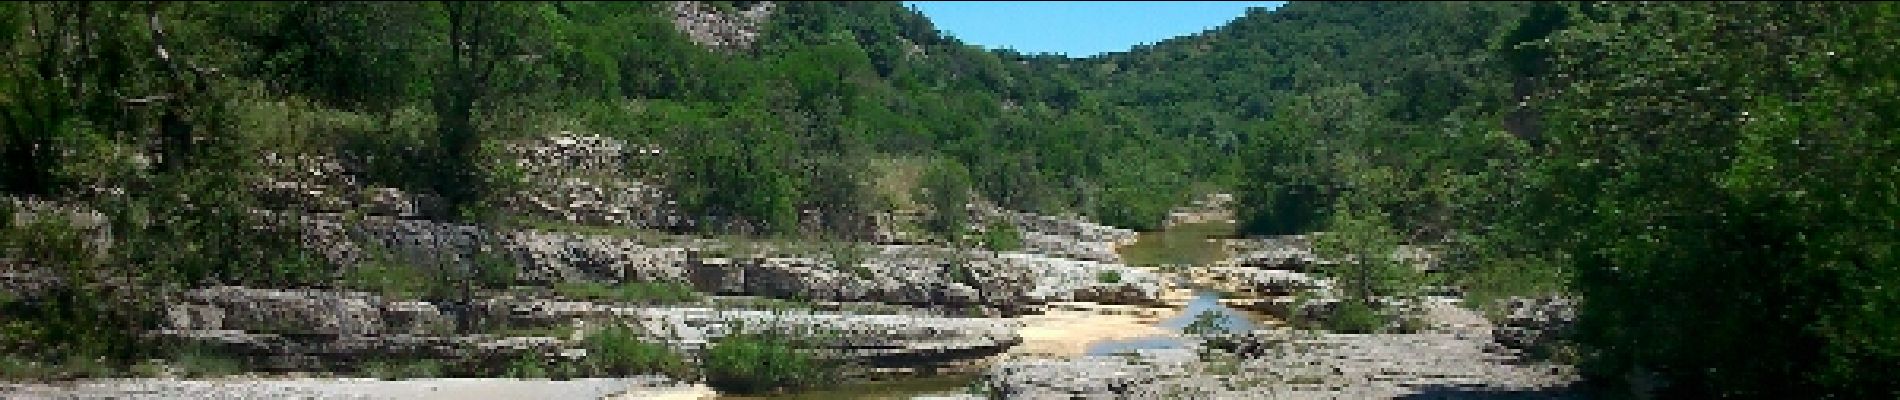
[[2, 1, 1895, 399], [1083, 2, 1900, 397]]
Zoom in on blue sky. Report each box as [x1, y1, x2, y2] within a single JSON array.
[[904, 1, 1285, 57]]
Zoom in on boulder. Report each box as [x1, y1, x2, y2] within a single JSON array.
[[382, 301, 450, 335], [1492, 296, 1578, 353], [183, 286, 385, 336]]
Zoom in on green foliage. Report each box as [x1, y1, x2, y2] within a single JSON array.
[[501, 353, 548, 379], [1095, 270, 1122, 285], [581, 323, 688, 378], [361, 358, 446, 380], [946, 263, 978, 287], [340, 258, 452, 301], [1511, 3, 1900, 397], [333, 106, 439, 193], [1322, 301, 1384, 335], [670, 115, 802, 236], [471, 252, 520, 290], [915, 158, 972, 241], [0, 210, 152, 377], [4, 2, 1891, 395], [703, 333, 833, 395], [1181, 309, 1231, 336], [978, 221, 1023, 252], [820, 241, 876, 279], [1459, 254, 1570, 320], [552, 281, 701, 304], [159, 343, 247, 377], [1312, 209, 1421, 308]]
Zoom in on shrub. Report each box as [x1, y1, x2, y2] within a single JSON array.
[[471, 252, 520, 290], [340, 259, 448, 300], [1096, 270, 1122, 284], [914, 158, 972, 240], [1322, 300, 1385, 334], [1182, 309, 1232, 336], [502, 353, 548, 379], [820, 241, 875, 279], [361, 358, 445, 380], [947, 263, 978, 286], [582, 324, 687, 378], [1456, 254, 1570, 321], [979, 221, 1023, 252], [702, 333, 831, 395], [170, 344, 245, 379]]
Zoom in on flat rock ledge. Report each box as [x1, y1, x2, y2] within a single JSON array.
[[159, 286, 1022, 372], [289, 215, 1171, 312], [983, 301, 1581, 399], [0, 376, 696, 400]]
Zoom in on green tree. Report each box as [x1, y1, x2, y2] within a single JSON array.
[[1311, 206, 1417, 333], [1518, 3, 1900, 397], [915, 157, 972, 241], [672, 115, 801, 236], [432, 1, 551, 220]]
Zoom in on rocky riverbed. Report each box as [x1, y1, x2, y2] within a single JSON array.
[[3, 133, 1581, 399], [0, 376, 712, 400], [980, 297, 1581, 399]]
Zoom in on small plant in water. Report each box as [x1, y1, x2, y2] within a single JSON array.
[[1182, 309, 1232, 336]]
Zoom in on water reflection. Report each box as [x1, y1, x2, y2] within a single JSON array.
[[1084, 291, 1257, 356]]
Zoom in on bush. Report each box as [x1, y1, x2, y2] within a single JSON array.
[[1096, 270, 1122, 284], [820, 241, 875, 279], [502, 353, 548, 379], [582, 324, 687, 378], [340, 259, 450, 300], [915, 158, 972, 240], [1322, 300, 1386, 334], [979, 221, 1023, 252], [1181, 309, 1232, 336], [703, 333, 831, 395], [1310, 208, 1422, 333], [471, 252, 520, 290], [169, 344, 246, 379], [361, 358, 445, 380], [947, 263, 978, 286], [1456, 255, 1570, 320]]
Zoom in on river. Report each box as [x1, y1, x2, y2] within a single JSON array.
[[719, 222, 1262, 399]]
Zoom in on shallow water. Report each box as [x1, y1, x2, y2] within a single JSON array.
[[1084, 291, 1260, 356], [1118, 222, 1237, 266], [720, 222, 1257, 398]]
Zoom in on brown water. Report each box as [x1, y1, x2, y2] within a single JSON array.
[[1117, 221, 1237, 266]]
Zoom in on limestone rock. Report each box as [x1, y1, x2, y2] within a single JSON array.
[[183, 286, 385, 336], [667, 1, 776, 51], [1492, 296, 1577, 353]]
